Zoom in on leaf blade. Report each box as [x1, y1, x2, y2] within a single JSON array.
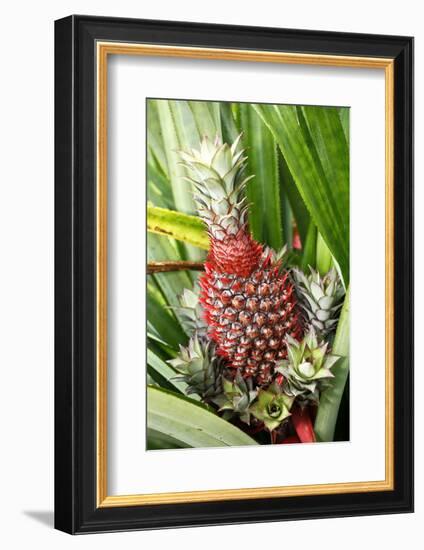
[[147, 205, 209, 250], [147, 281, 187, 349], [314, 287, 350, 442], [147, 348, 200, 398], [147, 386, 259, 448], [253, 103, 349, 283], [239, 104, 284, 249]]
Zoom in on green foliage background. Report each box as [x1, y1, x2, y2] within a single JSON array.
[[146, 99, 350, 449]]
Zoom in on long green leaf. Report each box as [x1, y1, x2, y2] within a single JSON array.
[[146, 100, 169, 176], [147, 205, 209, 250], [280, 189, 293, 250], [147, 429, 191, 450], [169, 100, 201, 149], [301, 106, 349, 190], [220, 102, 240, 144], [253, 104, 349, 283], [300, 106, 349, 241], [338, 108, 350, 143], [316, 232, 332, 275], [147, 386, 258, 448], [278, 151, 311, 248], [189, 100, 221, 139], [155, 100, 195, 214], [147, 158, 174, 210], [147, 332, 177, 360], [239, 104, 284, 249], [147, 281, 187, 349], [314, 287, 350, 442], [301, 222, 317, 271]]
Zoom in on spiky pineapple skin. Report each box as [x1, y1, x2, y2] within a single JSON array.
[[199, 253, 302, 386], [208, 227, 263, 277]]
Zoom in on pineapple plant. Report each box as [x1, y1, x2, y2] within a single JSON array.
[[293, 267, 345, 339], [169, 334, 223, 399], [178, 135, 303, 387], [250, 383, 294, 432], [277, 328, 339, 405], [146, 99, 350, 448], [211, 371, 258, 425], [172, 287, 208, 338]]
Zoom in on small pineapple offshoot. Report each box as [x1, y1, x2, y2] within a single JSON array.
[[168, 334, 223, 399], [172, 287, 208, 338], [276, 328, 339, 405], [292, 267, 345, 339], [211, 371, 257, 425], [250, 383, 294, 432]]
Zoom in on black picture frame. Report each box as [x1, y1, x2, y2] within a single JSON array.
[[55, 15, 414, 534]]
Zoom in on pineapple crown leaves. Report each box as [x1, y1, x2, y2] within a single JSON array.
[[249, 382, 294, 432], [177, 134, 254, 240], [168, 333, 223, 399], [276, 327, 339, 404], [178, 134, 247, 188], [292, 266, 345, 337], [211, 370, 258, 425]]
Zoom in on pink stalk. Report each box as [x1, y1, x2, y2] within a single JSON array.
[[291, 406, 316, 443]]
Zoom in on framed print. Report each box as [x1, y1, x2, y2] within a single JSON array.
[[54, 15, 414, 534]]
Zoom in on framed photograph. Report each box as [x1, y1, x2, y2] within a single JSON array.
[[54, 15, 414, 534]]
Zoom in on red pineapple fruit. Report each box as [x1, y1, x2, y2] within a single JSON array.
[[179, 135, 303, 386]]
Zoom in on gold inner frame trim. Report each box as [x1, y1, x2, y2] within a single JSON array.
[[96, 42, 395, 508]]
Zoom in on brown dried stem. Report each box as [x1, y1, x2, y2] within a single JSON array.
[[147, 261, 205, 274]]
